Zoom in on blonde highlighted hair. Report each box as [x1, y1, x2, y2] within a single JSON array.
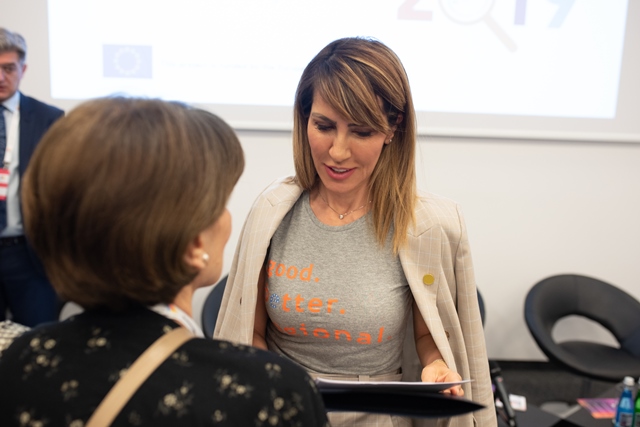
[[293, 37, 416, 252]]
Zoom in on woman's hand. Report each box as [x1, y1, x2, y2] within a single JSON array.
[[420, 359, 464, 396], [412, 300, 464, 396]]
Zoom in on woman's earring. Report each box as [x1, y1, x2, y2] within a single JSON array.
[[202, 253, 210, 265]]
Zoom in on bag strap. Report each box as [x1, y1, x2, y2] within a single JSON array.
[[86, 327, 194, 427]]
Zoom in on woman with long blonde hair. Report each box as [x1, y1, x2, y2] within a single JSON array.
[[217, 37, 495, 427]]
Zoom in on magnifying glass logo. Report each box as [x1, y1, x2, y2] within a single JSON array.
[[439, 0, 517, 52]]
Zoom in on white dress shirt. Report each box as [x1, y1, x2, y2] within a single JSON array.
[[1, 91, 22, 237]]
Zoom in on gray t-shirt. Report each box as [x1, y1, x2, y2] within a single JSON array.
[[265, 192, 411, 375]]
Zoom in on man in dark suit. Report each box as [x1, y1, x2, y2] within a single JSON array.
[[0, 28, 64, 326]]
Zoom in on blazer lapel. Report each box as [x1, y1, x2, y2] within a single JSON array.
[[18, 94, 35, 178], [219, 178, 302, 343], [399, 198, 454, 365]]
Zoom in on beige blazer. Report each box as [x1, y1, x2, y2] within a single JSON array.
[[215, 177, 496, 427]]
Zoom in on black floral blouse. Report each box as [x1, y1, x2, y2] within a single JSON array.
[[0, 306, 329, 427]]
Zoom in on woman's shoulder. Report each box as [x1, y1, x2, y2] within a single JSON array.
[[186, 337, 313, 379], [178, 338, 328, 424], [244, 176, 304, 222], [415, 189, 461, 216], [254, 176, 303, 205], [408, 190, 467, 238], [183, 338, 322, 392]]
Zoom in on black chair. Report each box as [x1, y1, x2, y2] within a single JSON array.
[[201, 275, 227, 339], [524, 274, 640, 382], [477, 289, 486, 326]]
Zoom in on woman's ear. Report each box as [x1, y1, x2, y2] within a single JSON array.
[[183, 233, 208, 270], [385, 124, 399, 145], [387, 112, 404, 143]]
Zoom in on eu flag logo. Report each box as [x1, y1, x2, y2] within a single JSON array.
[[103, 45, 152, 78]]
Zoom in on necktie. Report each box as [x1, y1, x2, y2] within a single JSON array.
[[1, 105, 7, 231], [0, 106, 6, 159]]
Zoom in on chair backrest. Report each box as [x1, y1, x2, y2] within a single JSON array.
[[477, 289, 486, 327], [201, 275, 228, 339], [525, 274, 640, 358]]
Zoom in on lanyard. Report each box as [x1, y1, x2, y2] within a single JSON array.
[[149, 303, 204, 338]]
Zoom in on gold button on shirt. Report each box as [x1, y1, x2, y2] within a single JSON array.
[[423, 274, 435, 285]]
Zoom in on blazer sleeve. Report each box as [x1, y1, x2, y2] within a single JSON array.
[[214, 197, 271, 344], [406, 196, 496, 427], [214, 178, 302, 344], [453, 205, 496, 427]]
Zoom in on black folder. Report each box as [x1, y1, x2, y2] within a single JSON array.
[[316, 379, 484, 418]]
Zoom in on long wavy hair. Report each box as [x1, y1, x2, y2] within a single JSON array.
[[292, 37, 416, 252]]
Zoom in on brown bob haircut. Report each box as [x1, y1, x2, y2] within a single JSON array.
[[22, 97, 244, 310], [293, 37, 417, 252]]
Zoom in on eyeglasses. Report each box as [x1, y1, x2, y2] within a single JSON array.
[[0, 63, 21, 76]]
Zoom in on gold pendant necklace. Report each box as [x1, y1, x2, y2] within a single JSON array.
[[319, 191, 370, 220]]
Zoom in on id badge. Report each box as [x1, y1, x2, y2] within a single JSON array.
[[0, 168, 9, 201]]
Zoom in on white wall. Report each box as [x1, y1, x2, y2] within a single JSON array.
[[5, 0, 640, 360]]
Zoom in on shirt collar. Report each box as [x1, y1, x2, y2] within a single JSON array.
[[149, 303, 204, 338], [2, 91, 20, 114]]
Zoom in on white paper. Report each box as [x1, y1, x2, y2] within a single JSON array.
[[315, 378, 473, 394]]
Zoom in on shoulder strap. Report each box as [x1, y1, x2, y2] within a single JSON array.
[[86, 327, 194, 427]]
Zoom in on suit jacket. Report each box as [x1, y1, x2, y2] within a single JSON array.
[[215, 177, 496, 427], [16, 93, 64, 272], [18, 93, 64, 181]]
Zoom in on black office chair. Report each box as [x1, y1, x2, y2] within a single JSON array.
[[201, 275, 227, 339], [477, 289, 486, 326], [524, 274, 640, 383]]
